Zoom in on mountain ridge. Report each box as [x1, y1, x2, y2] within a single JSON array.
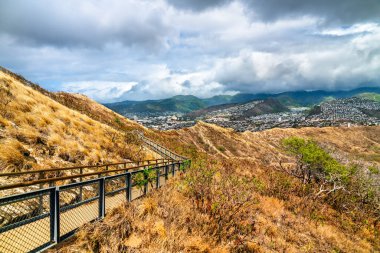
[[104, 86, 380, 114]]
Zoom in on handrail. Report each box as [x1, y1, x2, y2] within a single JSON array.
[[0, 160, 175, 191], [0, 159, 191, 253], [0, 159, 170, 177], [136, 132, 187, 160]]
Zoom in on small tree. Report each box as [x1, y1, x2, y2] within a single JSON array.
[[281, 137, 350, 197]]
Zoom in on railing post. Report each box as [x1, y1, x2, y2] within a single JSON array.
[[126, 173, 132, 202], [144, 172, 148, 195], [55, 187, 61, 243], [79, 168, 83, 201], [99, 178, 105, 218], [156, 168, 160, 188], [50, 187, 57, 243], [39, 172, 44, 214]]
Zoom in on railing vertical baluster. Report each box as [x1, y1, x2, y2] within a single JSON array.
[[39, 172, 44, 213], [79, 168, 83, 201], [156, 168, 160, 188], [126, 173, 132, 201], [55, 187, 61, 243], [144, 171, 148, 195], [99, 178, 105, 218], [50, 187, 57, 243], [165, 165, 169, 180]]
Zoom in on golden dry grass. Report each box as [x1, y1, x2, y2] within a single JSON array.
[[0, 70, 149, 173], [58, 122, 380, 252], [2, 68, 379, 252]]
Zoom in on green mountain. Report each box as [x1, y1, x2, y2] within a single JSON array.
[[104, 87, 380, 114], [105, 95, 206, 114], [358, 92, 380, 102], [242, 98, 290, 117]]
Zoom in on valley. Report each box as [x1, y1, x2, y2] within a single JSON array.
[[122, 95, 380, 132]]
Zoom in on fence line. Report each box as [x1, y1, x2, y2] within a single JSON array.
[[0, 160, 190, 253], [0, 160, 174, 191], [0, 132, 190, 253]]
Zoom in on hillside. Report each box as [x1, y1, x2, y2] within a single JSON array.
[[0, 69, 153, 176], [104, 95, 207, 114], [105, 87, 380, 115], [241, 98, 289, 117], [57, 122, 380, 252], [359, 92, 380, 102], [1, 68, 379, 252], [185, 98, 289, 120]]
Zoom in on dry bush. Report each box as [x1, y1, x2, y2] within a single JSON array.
[[9, 127, 39, 145], [0, 139, 28, 172], [57, 203, 134, 253], [183, 159, 258, 246], [0, 79, 14, 118]]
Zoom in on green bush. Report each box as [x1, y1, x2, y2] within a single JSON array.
[[133, 167, 157, 191], [281, 136, 380, 226], [282, 137, 351, 184]]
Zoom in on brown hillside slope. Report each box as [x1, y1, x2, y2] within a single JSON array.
[[59, 123, 380, 253], [0, 67, 146, 134], [0, 70, 152, 176]]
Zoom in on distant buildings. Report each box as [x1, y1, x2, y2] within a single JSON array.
[[124, 97, 380, 131]]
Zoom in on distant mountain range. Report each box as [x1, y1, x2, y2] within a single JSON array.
[[104, 87, 380, 114]]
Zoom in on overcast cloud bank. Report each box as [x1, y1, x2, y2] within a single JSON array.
[[0, 0, 379, 102]]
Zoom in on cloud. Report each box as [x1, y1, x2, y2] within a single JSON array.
[[0, 0, 379, 102], [211, 25, 380, 93], [166, 0, 229, 11], [0, 0, 172, 50], [62, 81, 137, 102], [243, 0, 380, 26]]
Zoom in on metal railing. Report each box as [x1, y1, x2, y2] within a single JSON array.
[[136, 132, 187, 161], [0, 131, 190, 252], [0, 159, 173, 192], [0, 160, 191, 253]]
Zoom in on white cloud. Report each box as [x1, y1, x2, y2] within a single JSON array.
[[62, 81, 137, 102], [0, 0, 379, 102]]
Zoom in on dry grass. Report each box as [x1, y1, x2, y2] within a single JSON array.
[[58, 122, 380, 252], [0, 139, 27, 172], [2, 68, 379, 252], [0, 70, 149, 174]]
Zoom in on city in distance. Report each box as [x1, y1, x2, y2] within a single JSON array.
[[105, 87, 380, 131]]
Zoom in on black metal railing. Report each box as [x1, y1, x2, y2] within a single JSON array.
[[0, 160, 191, 253], [136, 132, 187, 161]]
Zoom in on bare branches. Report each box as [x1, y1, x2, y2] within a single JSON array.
[[0, 80, 14, 118]]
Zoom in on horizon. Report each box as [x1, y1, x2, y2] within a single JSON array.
[[105, 85, 380, 103], [1, 0, 380, 103]]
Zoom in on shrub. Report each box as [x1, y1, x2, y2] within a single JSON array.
[[133, 167, 157, 192], [183, 160, 257, 244], [0, 139, 26, 172], [0, 80, 14, 118], [217, 146, 226, 152], [281, 136, 380, 228], [281, 136, 351, 188]]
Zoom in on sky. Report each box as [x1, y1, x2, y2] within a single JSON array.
[[0, 0, 380, 102]]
